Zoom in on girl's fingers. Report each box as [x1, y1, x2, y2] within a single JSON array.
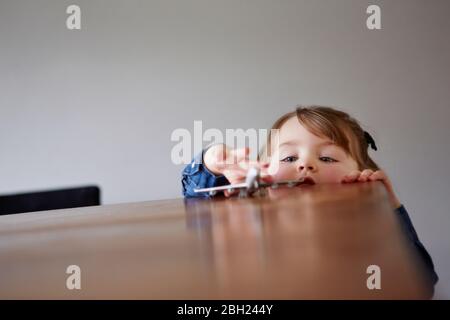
[[342, 170, 361, 183], [342, 169, 388, 184], [224, 160, 270, 182], [358, 169, 374, 182], [368, 170, 385, 181], [238, 160, 270, 170], [222, 163, 274, 196], [223, 171, 246, 183], [229, 147, 250, 165]]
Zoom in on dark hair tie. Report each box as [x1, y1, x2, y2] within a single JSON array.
[[364, 131, 377, 151]]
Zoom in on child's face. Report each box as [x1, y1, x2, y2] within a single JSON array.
[[268, 117, 359, 185]]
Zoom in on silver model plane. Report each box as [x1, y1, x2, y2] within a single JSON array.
[[194, 167, 308, 197]]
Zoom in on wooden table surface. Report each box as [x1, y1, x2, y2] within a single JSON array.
[[0, 182, 432, 299]]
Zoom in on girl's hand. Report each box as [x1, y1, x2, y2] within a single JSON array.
[[203, 144, 272, 197], [341, 169, 401, 209]]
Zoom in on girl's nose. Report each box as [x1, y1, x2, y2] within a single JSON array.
[[298, 165, 315, 171], [297, 161, 317, 173]]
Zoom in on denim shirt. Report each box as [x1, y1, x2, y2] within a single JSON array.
[[181, 150, 439, 288], [181, 150, 229, 198]]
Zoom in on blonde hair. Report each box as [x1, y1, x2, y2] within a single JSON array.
[[260, 105, 379, 170]]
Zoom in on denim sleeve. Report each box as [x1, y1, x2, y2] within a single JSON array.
[[181, 149, 229, 198], [395, 205, 439, 286]]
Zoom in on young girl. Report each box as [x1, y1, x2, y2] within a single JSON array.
[[181, 105, 438, 288]]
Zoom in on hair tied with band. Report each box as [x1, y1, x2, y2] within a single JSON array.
[[364, 131, 377, 151]]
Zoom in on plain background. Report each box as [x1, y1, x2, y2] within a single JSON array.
[[1, 0, 449, 298]]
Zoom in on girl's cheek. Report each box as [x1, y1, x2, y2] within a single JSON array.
[[319, 166, 348, 183], [268, 163, 297, 181]]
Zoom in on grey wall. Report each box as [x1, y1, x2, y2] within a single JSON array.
[[1, 0, 449, 298]]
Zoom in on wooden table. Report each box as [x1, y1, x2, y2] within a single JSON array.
[[0, 182, 433, 299]]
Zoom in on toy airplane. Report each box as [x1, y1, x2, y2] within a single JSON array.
[[194, 167, 309, 197]]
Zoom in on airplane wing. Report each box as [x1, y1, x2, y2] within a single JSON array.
[[194, 167, 260, 194], [194, 178, 305, 194], [193, 166, 305, 195], [193, 182, 248, 194]]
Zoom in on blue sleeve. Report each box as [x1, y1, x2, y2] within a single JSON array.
[[395, 205, 439, 286], [181, 149, 229, 198]]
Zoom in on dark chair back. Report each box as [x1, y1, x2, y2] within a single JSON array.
[[0, 186, 101, 215]]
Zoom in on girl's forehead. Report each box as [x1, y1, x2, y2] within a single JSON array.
[[278, 117, 332, 145]]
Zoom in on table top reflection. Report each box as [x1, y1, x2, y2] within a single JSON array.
[[0, 182, 432, 299]]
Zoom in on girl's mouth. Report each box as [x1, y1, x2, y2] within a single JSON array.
[[298, 177, 316, 186]]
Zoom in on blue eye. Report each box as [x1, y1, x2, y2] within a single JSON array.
[[281, 156, 298, 163], [320, 156, 337, 163]]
